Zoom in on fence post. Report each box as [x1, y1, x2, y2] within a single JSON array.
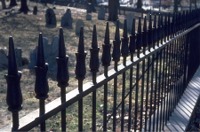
[[75, 27, 87, 131], [5, 37, 22, 131], [56, 28, 69, 132], [89, 25, 99, 132], [35, 33, 49, 132]]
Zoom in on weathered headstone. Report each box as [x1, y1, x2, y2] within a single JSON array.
[[75, 19, 84, 35], [86, 13, 92, 20], [0, 49, 8, 70], [47, 36, 59, 74], [33, 6, 38, 15], [29, 36, 60, 76], [45, 8, 57, 27], [61, 9, 73, 28], [98, 6, 105, 20], [126, 13, 135, 32], [15, 48, 22, 67]]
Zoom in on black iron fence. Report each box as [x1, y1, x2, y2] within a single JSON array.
[[1, 9, 200, 131]]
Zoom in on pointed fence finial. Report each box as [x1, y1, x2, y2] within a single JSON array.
[[36, 33, 45, 67], [90, 25, 99, 74], [5, 36, 22, 131], [148, 14, 152, 51], [112, 20, 121, 63], [143, 16, 147, 54], [136, 18, 142, 54], [75, 27, 87, 81], [35, 33, 49, 100], [6, 36, 23, 112], [104, 22, 110, 45], [114, 20, 120, 43], [153, 15, 157, 48], [78, 27, 85, 54], [129, 18, 136, 55], [58, 27, 66, 58], [121, 19, 129, 57], [102, 22, 111, 68], [57, 27, 69, 87]]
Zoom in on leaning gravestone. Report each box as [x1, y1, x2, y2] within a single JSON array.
[[0, 49, 8, 70], [45, 8, 57, 27], [61, 9, 73, 28], [126, 13, 135, 32], [98, 6, 105, 20], [75, 19, 84, 35]]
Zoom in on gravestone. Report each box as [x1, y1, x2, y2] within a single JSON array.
[[126, 13, 135, 32], [45, 8, 57, 27], [98, 6, 105, 20], [0, 49, 8, 70], [75, 19, 84, 35], [86, 13, 92, 20], [33, 6, 38, 15], [29, 36, 60, 76], [61, 9, 73, 28], [48, 36, 59, 74], [15, 48, 22, 67]]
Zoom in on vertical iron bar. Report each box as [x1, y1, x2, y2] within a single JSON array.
[[102, 22, 111, 131], [75, 27, 86, 132], [39, 99, 45, 131], [121, 19, 129, 131], [103, 67, 108, 131], [128, 18, 135, 131], [90, 25, 99, 132], [5, 37, 22, 131], [34, 33, 49, 132], [78, 81, 83, 131], [57, 28, 69, 132]]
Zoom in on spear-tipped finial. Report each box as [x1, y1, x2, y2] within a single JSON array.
[[37, 33, 45, 67], [8, 36, 18, 75], [78, 27, 84, 54], [58, 27, 66, 58], [131, 18, 135, 36], [92, 25, 98, 49], [115, 20, 120, 42], [57, 27, 69, 87], [123, 19, 128, 39], [90, 25, 99, 74], [153, 15, 157, 28], [75, 27, 87, 81], [104, 22, 110, 45], [136, 18, 142, 50]]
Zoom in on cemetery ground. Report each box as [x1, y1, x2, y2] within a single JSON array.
[[0, 2, 199, 131], [0, 2, 129, 131]]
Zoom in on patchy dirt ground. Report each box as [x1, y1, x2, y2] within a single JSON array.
[[0, 2, 126, 128]]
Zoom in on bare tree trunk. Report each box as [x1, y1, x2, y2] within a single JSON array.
[[1, 0, 6, 9], [19, 0, 29, 14], [9, 0, 17, 8], [108, 0, 119, 21], [137, 0, 142, 9]]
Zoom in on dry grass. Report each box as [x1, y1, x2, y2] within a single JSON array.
[[0, 2, 127, 129]]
